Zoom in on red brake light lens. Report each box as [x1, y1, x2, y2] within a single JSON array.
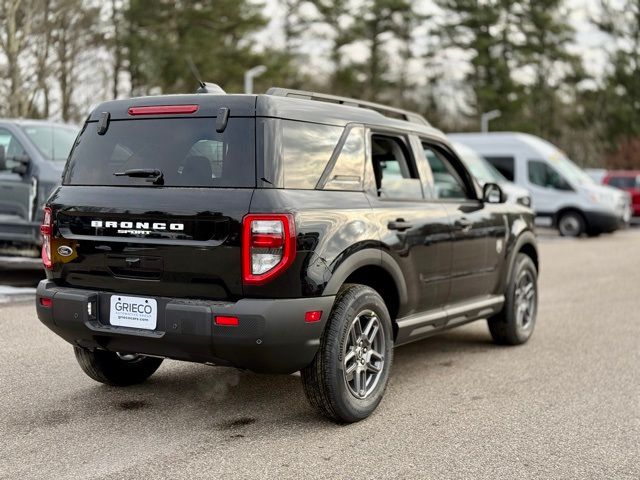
[[40, 207, 53, 270], [242, 214, 296, 285], [128, 105, 199, 116], [40, 297, 52, 308], [215, 315, 239, 327]]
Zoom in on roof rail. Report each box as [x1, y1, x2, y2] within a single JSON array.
[[266, 87, 430, 127]]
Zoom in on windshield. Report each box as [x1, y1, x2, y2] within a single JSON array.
[[547, 154, 594, 186], [20, 124, 78, 162], [454, 143, 506, 183], [63, 117, 255, 187]]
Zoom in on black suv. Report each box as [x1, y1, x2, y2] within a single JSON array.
[[36, 87, 539, 423]]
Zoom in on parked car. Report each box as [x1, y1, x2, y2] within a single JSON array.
[[0, 119, 77, 253], [452, 141, 532, 207], [602, 171, 640, 217], [449, 132, 631, 237], [36, 87, 539, 423]]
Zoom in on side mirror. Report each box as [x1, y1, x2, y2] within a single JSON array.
[[11, 155, 30, 176], [483, 182, 505, 204], [0, 145, 5, 170]]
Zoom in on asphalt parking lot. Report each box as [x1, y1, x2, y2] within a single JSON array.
[[0, 229, 639, 479]]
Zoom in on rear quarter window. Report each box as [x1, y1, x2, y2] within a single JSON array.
[[281, 120, 343, 189], [63, 117, 255, 187]]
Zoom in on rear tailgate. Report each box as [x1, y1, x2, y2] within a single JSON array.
[[49, 186, 252, 300]]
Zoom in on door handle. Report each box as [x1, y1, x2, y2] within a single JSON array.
[[455, 217, 473, 233], [388, 219, 413, 231]]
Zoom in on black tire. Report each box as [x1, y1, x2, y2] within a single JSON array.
[[557, 211, 585, 237], [301, 284, 394, 423], [488, 253, 538, 345], [74, 347, 163, 386]]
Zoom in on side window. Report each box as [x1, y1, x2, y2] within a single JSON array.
[[528, 160, 572, 190], [282, 120, 343, 189], [0, 128, 27, 172], [370, 134, 423, 200], [422, 144, 469, 200], [485, 156, 515, 181], [323, 126, 365, 191]]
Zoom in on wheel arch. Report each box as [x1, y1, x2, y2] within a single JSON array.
[[505, 231, 539, 290], [322, 248, 408, 328]]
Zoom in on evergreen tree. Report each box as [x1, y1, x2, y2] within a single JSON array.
[[125, 0, 267, 95], [307, 0, 359, 93], [434, 0, 524, 130], [592, 0, 640, 167], [516, 0, 583, 140]]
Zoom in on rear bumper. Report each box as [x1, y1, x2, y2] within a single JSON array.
[[36, 280, 335, 374]]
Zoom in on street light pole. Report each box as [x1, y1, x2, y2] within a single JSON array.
[[244, 65, 267, 94], [481, 110, 501, 133]]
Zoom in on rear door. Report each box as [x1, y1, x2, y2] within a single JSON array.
[[52, 110, 256, 301], [418, 139, 507, 304], [365, 130, 451, 316]]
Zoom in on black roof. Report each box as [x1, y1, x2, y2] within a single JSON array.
[[88, 90, 446, 141]]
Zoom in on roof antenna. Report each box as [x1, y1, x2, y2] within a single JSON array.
[[186, 56, 206, 90], [186, 56, 226, 94]]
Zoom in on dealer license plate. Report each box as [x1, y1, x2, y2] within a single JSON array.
[[109, 295, 157, 330]]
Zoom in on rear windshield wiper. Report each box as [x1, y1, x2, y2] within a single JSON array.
[[114, 169, 164, 185]]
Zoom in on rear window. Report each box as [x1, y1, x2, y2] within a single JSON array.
[[63, 118, 255, 187]]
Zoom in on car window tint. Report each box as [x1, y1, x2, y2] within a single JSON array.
[[64, 118, 255, 187], [323, 126, 365, 191], [422, 146, 469, 200], [528, 160, 571, 190], [371, 135, 422, 200], [282, 120, 343, 189], [20, 124, 77, 162], [0, 128, 27, 172], [484, 156, 515, 181]]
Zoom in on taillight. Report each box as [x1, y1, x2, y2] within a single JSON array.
[[242, 214, 296, 285], [40, 207, 53, 270]]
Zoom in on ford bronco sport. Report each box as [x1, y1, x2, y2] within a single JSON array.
[[36, 87, 539, 423]]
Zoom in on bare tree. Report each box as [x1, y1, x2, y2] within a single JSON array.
[[0, 0, 40, 117], [50, 0, 102, 121]]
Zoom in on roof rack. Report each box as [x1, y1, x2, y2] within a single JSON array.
[[266, 87, 430, 127]]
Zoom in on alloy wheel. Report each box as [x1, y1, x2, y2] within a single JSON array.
[[514, 271, 536, 332], [342, 309, 386, 399]]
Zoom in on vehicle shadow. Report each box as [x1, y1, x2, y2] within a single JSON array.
[[29, 324, 495, 436]]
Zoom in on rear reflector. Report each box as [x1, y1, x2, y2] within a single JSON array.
[[128, 105, 199, 116], [215, 315, 239, 327], [40, 297, 52, 308], [305, 310, 322, 323]]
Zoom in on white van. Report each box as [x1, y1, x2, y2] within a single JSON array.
[[449, 132, 631, 237], [451, 141, 532, 208]]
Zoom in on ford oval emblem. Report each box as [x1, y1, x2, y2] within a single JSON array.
[[57, 246, 73, 257]]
